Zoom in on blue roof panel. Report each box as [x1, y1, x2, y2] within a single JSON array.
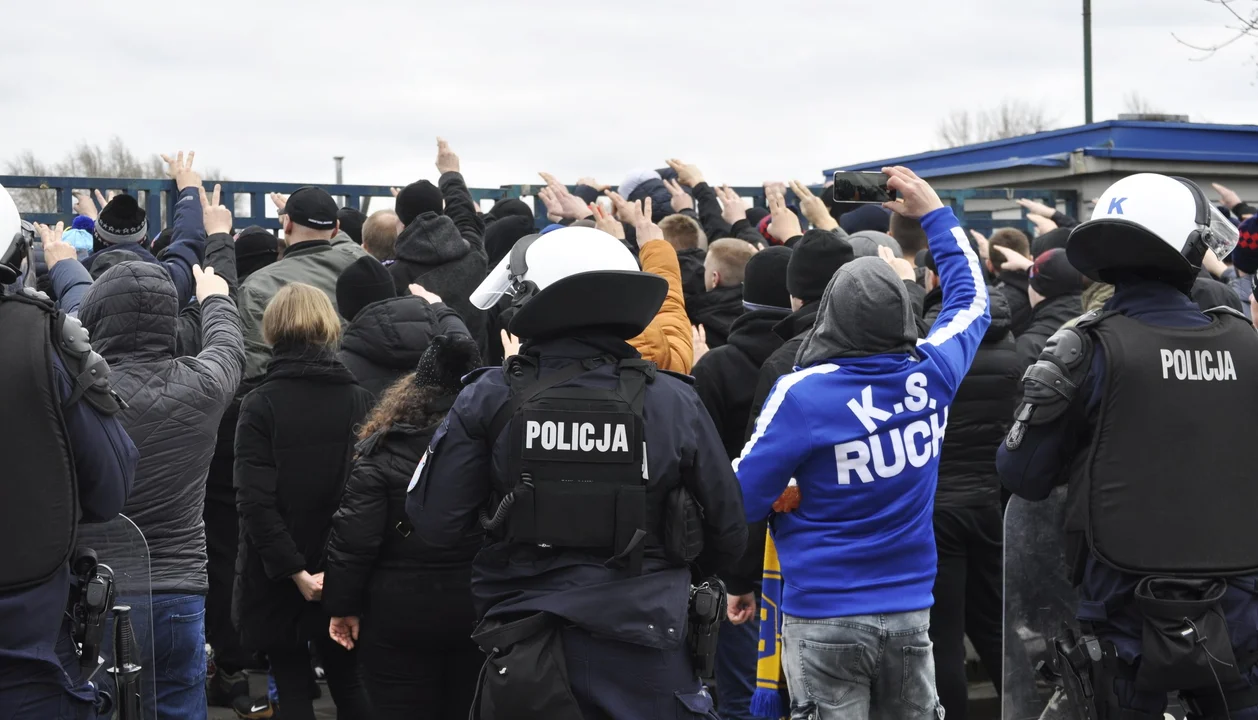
[[827, 120, 1258, 177]]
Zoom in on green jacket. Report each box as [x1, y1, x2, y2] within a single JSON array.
[[238, 233, 366, 380], [1059, 282, 1114, 330]]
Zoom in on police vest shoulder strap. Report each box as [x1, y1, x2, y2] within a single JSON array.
[[485, 356, 613, 444]]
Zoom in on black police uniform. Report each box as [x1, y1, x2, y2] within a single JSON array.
[[0, 286, 137, 719], [404, 335, 747, 720], [998, 280, 1258, 719]]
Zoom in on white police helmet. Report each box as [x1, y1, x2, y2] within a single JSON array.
[[1067, 173, 1238, 291], [470, 225, 667, 340], [0, 184, 28, 285]]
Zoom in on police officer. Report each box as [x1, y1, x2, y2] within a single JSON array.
[[404, 204, 747, 719], [998, 173, 1258, 719], [0, 210, 139, 719]]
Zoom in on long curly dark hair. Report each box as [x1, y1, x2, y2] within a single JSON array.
[[357, 372, 452, 441]]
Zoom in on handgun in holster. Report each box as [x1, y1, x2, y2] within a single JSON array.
[[687, 578, 726, 678], [68, 548, 115, 681]]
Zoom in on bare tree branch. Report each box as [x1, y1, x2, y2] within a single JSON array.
[[1174, 0, 1258, 59], [936, 100, 1057, 148]]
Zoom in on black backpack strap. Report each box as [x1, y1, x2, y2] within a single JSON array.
[[485, 356, 612, 444]]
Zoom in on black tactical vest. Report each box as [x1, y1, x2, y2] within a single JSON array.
[[1080, 310, 1258, 576], [486, 355, 655, 571], [0, 291, 78, 591]]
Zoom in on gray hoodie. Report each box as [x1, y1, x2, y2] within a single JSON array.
[[795, 256, 918, 368]]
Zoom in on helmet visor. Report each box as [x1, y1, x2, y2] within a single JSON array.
[[469, 253, 512, 310], [1206, 204, 1240, 260]]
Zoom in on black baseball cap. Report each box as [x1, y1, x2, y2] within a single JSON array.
[[285, 186, 339, 230]]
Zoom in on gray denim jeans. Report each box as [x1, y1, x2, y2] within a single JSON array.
[[781, 609, 944, 720]]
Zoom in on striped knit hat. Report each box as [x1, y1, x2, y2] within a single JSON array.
[[95, 194, 147, 246]]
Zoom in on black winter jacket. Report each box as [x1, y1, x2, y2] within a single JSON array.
[[925, 289, 1021, 507], [1015, 292, 1083, 370], [339, 297, 471, 400], [687, 285, 744, 349], [232, 349, 374, 651], [693, 307, 789, 597], [677, 247, 708, 308], [388, 172, 488, 352], [996, 269, 1033, 338], [323, 419, 482, 618]]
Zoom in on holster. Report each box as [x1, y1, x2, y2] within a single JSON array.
[[470, 613, 583, 720], [687, 578, 726, 678]]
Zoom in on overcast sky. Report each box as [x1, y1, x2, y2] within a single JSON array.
[[4, 0, 1256, 192]]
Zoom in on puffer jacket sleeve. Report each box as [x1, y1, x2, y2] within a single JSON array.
[[323, 448, 392, 617], [235, 390, 307, 580], [629, 239, 694, 373], [183, 295, 245, 402]]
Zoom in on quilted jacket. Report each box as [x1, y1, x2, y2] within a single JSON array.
[[77, 262, 244, 595]]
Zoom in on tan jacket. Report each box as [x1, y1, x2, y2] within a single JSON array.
[[629, 239, 694, 373]]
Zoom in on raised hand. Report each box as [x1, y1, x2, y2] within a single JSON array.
[[666, 158, 704, 187], [199, 184, 233, 236], [35, 222, 77, 269], [766, 185, 802, 243], [1213, 182, 1243, 211], [990, 244, 1033, 273], [663, 178, 694, 213], [716, 185, 749, 226], [538, 172, 592, 220], [269, 192, 288, 217], [436, 137, 460, 175], [881, 166, 944, 220], [501, 329, 522, 357], [576, 177, 611, 192], [192, 264, 229, 302], [73, 190, 100, 220], [692, 325, 710, 363], [160, 150, 201, 191], [1015, 198, 1057, 218], [878, 244, 916, 281], [790, 180, 838, 231], [592, 203, 625, 240], [409, 283, 443, 304], [1026, 214, 1058, 235]]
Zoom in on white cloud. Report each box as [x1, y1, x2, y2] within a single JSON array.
[[4, 0, 1255, 189]]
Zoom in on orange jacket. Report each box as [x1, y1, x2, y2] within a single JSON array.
[[629, 239, 694, 373]]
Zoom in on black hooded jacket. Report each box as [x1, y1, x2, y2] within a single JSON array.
[[677, 247, 708, 306], [323, 419, 482, 618], [687, 285, 744, 349], [1015, 292, 1083, 370], [338, 297, 471, 400], [388, 172, 488, 352], [995, 268, 1033, 337], [924, 289, 1020, 507]]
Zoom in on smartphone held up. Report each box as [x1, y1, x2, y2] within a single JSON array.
[[832, 171, 896, 204]]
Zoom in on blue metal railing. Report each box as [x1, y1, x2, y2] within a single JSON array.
[[0, 175, 1078, 237]]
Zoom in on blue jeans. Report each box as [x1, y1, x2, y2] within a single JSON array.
[[150, 594, 207, 720], [781, 609, 942, 720], [715, 611, 760, 720]]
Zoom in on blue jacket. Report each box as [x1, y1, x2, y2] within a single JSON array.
[[734, 208, 990, 619], [404, 337, 747, 649], [0, 353, 138, 700], [80, 187, 206, 308]]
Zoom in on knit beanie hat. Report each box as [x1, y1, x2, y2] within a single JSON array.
[[487, 198, 535, 225], [395, 180, 443, 226], [745, 207, 770, 228], [786, 229, 855, 303], [336, 256, 396, 321], [485, 214, 536, 268], [62, 228, 94, 256], [848, 230, 902, 259], [1029, 248, 1085, 299], [337, 207, 367, 244], [1233, 216, 1258, 274], [414, 334, 482, 394], [839, 204, 892, 235], [95, 194, 147, 245], [234, 226, 279, 279], [743, 246, 793, 310]]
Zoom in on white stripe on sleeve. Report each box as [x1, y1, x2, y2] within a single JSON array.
[[920, 226, 989, 348], [732, 363, 839, 473]]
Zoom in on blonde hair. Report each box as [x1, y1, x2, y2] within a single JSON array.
[[705, 238, 757, 286], [262, 283, 342, 350], [659, 214, 708, 251]]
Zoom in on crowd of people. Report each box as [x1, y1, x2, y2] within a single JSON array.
[[2, 136, 1258, 720]]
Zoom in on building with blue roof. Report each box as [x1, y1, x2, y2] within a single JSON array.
[[828, 118, 1258, 220]]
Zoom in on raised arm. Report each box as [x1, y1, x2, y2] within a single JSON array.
[[435, 138, 486, 255]]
